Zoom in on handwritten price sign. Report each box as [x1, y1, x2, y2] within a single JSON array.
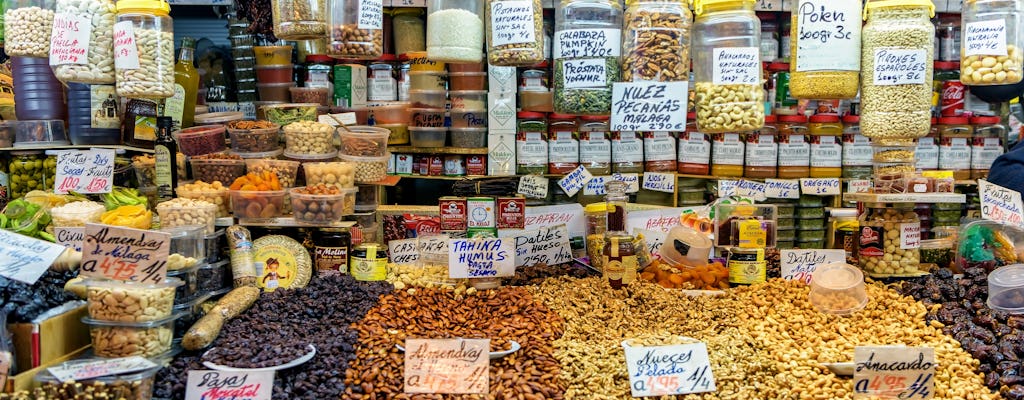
[[448, 237, 514, 278], [0, 230, 67, 284], [404, 338, 489, 394], [854, 346, 934, 399], [979, 179, 1024, 227], [54, 149, 115, 194], [81, 224, 170, 283], [623, 340, 717, 397], [49, 357, 156, 381], [499, 224, 573, 267], [780, 249, 846, 284], [185, 370, 274, 400]]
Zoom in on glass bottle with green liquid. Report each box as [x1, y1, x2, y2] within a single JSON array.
[[166, 37, 199, 129]]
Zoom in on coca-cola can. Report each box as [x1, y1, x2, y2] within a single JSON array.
[[941, 80, 965, 116]]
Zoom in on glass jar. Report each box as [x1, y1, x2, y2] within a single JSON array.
[[678, 112, 710, 175], [915, 118, 940, 170], [808, 114, 843, 178], [970, 115, 1006, 179], [367, 57, 398, 101], [4, 0, 55, 57], [776, 114, 809, 178], [758, 12, 778, 62], [517, 111, 549, 174], [692, 0, 764, 133], [52, 0, 116, 83], [43, 152, 57, 192], [788, 0, 861, 100], [487, 0, 544, 66], [612, 131, 644, 173], [328, 0, 384, 59], [313, 227, 351, 274], [427, 0, 485, 62], [114, 0, 174, 99], [937, 13, 961, 62], [744, 117, 777, 178], [622, 0, 691, 82], [827, 208, 859, 264], [548, 113, 580, 174], [643, 131, 676, 172], [841, 114, 872, 179], [710, 132, 744, 177], [860, 0, 934, 139], [553, 0, 622, 115], [580, 116, 612, 175], [305, 55, 335, 92], [937, 116, 973, 180], [934, 60, 964, 117], [8, 151, 45, 200], [857, 204, 922, 277], [350, 243, 389, 281], [961, 0, 1023, 86], [393, 9, 426, 55], [585, 202, 607, 271], [273, 0, 327, 39]]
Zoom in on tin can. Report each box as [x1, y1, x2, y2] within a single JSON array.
[[439, 197, 468, 231], [941, 80, 965, 117], [466, 155, 487, 175], [444, 155, 466, 176], [394, 154, 414, 175], [466, 197, 495, 228], [727, 247, 766, 286], [428, 156, 444, 176], [496, 196, 526, 229], [350, 243, 388, 281], [416, 155, 429, 175]]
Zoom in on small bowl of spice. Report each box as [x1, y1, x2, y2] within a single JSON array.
[[174, 125, 227, 156], [226, 120, 281, 153]]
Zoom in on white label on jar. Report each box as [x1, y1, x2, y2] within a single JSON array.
[[613, 134, 643, 163], [761, 37, 779, 62], [810, 135, 841, 167], [358, 0, 384, 29], [899, 222, 921, 250], [964, 19, 1008, 57], [915, 137, 939, 170], [643, 132, 675, 162], [778, 134, 810, 167], [939, 137, 971, 170], [712, 47, 761, 85], [368, 76, 396, 101], [580, 134, 611, 164], [49, 13, 92, 66], [745, 133, 777, 167], [842, 133, 872, 166], [678, 132, 710, 165], [712, 133, 744, 166], [794, 0, 861, 72], [518, 132, 548, 165], [113, 21, 140, 70], [491, 0, 535, 46], [553, 28, 621, 58], [872, 49, 927, 85], [307, 70, 331, 87], [549, 131, 579, 163], [562, 58, 607, 89], [971, 137, 1004, 170]]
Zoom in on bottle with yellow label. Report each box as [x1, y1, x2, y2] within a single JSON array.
[[603, 180, 636, 289], [167, 37, 199, 130]]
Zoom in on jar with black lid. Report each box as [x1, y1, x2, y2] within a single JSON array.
[[314, 228, 351, 275]]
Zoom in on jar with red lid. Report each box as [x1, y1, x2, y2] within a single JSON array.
[[579, 116, 612, 175], [937, 116, 973, 180], [970, 115, 1006, 179], [841, 114, 872, 179], [744, 115, 777, 178], [916, 117, 940, 171], [547, 113, 579, 174], [776, 114, 809, 178], [643, 131, 676, 172], [808, 114, 843, 178], [304, 54, 335, 90], [934, 61, 963, 117], [677, 112, 709, 175]]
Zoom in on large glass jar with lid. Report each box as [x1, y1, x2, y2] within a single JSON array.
[[328, 0, 385, 59], [272, 0, 327, 39], [788, 0, 862, 99], [970, 115, 1006, 179], [114, 0, 174, 99], [5, 0, 55, 57], [961, 0, 1023, 86], [553, 0, 622, 115], [622, 0, 690, 82], [392, 9, 426, 55], [692, 0, 764, 133], [8, 151, 45, 200], [427, 0, 485, 62], [52, 0, 116, 83], [860, 0, 934, 139], [857, 203, 922, 277], [486, 0, 545, 66]]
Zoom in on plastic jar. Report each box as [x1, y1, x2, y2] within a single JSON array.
[[327, 0, 383, 59], [4, 0, 55, 57], [857, 203, 922, 277], [937, 116, 973, 180], [486, 0, 544, 66], [744, 116, 777, 178], [427, 0, 485, 62], [758, 12, 778, 62], [710, 132, 744, 177], [611, 131, 644, 173], [692, 0, 764, 133], [776, 114, 809, 178], [841, 115, 872, 179], [579, 116, 612, 175], [272, 0, 327, 39], [12, 57, 68, 121], [552, 0, 622, 115], [916, 118, 940, 170], [517, 111, 548, 174], [934, 61, 964, 117], [622, 0, 691, 82], [643, 131, 676, 172], [8, 151, 45, 199], [808, 114, 843, 178], [678, 112, 710, 175], [367, 57, 398, 101], [787, 0, 861, 100], [393, 9, 425, 55], [961, 0, 1023, 85], [584, 202, 607, 270], [971, 115, 1006, 179], [51, 0, 116, 83], [114, 0, 174, 99], [548, 114, 580, 174], [860, 0, 934, 139]]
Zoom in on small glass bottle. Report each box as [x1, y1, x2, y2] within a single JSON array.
[[517, 111, 549, 174], [776, 114, 809, 178], [808, 114, 843, 178], [758, 12, 778, 63], [678, 112, 710, 175], [154, 116, 177, 202], [937, 116, 973, 180], [579, 115, 612, 175], [314, 228, 351, 275], [367, 56, 398, 101], [603, 180, 636, 290], [971, 115, 1006, 179], [585, 202, 607, 271], [710, 132, 744, 177], [611, 131, 644, 173], [547, 113, 580, 174]]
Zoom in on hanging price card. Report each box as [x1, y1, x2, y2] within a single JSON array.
[[490, 0, 535, 46], [734, 180, 767, 201], [873, 49, 927, 85], [765, 179, 801, 199], [499, 224, 573, 267], [80, 223, 170, 283], [448, 237, 514, 278], [964, 19, 1008, 57], [780, 249, 846, 284], [113, 21, 140, 70], [622, 340, 717, 397], [642, 172, 676, 193], [979, 179, 1024, 227], [0, 230, 67, 284], [854, 346, 935, 399], [800, 178, 841, 195], [55, 227, 84, 252], [717, 180, 739, 198], [185, 370, 274, 400], [557, 165, 594, 197], [49, 13, 91, 66], [404, 338, 489, 394], [611, 82, 688, 132], [518, 175, 549, 199], [54, 149, 115, 194], [712, 47, 760, 85]]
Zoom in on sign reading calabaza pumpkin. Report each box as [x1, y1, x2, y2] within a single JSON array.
[[80, 223, 170, 283]]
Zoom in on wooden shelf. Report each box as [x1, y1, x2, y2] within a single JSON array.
[[843, 192, 967, 204], [388, 146, 488, 155], [0, 144, 154, 153]]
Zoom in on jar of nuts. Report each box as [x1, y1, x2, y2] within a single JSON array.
[[857, 204, 923, 277], [961, 0, 1024, 86], [284, 121, 338, 155], [83, 313, 176, 358], [271, 0, 328, 40], [4, 0, 55, 57], [327, 0, 384, 59], [156, 197, 218, 234], [622, 0, 691, 83], [114, 0, 175, 99], [339, 153, 389, 183], [485, 0, 544, 66], [52, 0, 117, 83]]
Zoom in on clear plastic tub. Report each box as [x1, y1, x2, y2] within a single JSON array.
[[83, 312, 179, 358], [303, 161, 357, 188], [11, 120, 69, 147], [409, 108, 446, 127], [408, 90, 447, 109], [232, 149, 286, 159], [410, 127, 447, 147], [175, 185, 231, 217], [809, 262, 868, 315], [246, 158, 302, 188], [50, 201, 106, 227], [989, 264, 1024, 313], [156, 200, 219, 234], [261, 103, 319, 126], [198, 259, 231, 293], [379, 123, 411, 145], [338, 126, 391, 157], [257, 82, 296, 102], [449, 90, 487, 110], [368, 101, 412, 124], [283, 120, 337, 155], [282, 150, 339, 163], [172, 292, 212, 337], [449, 72, 487, 90], [85, 278, 183, 322], [204, 229, 225, 263], [290, 86, 330, 105], [161, 225, 205, 270], [166, 263, 201, 302], [290, 186, 357, 223], [355, 184, 379, 212], [338, 153, 389, 183], [193, 112, 244, 126], [230, 189, 288, 218], [408, 71, 447, 90], [173, 125, 228, 156], [35, 360, 160, 400], [450, 110, 487, 128], [254, 45, 294, 65], [449, 127, 486, 148], [227, 121, 282, 153], [189, 158, 246, 185]]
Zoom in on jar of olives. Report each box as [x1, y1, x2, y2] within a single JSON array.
[[43, 151, 58, 192], [8, 151, 45, 199]]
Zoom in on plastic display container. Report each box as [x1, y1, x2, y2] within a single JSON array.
[[327, 0, 384, 59], [227, 122, 282, 153], [35, 360, 160, 399], [449, 72, 487, 90], [622, 0, 691, 83], [338, 126, 390, 157], [114, 1, 174, 98], [50, 202, 106, 227], [11, 120, 69, 147], [449, 127, 486, 148], [84, 278, 183, 322], [230, 189, 288, 218], [408, 71, 448, 91], [157, 200, 218, 234], [304, 161, 357, 188], [4, 0, 56, 58], [449, 90, 487, 110], [367, 101, 412, 124], [83, 312, 179, 358], [193, 112, 244, 126], [290, 186, 357, 223], [338, 153, 389, 182], [255, 64, 294, 82], [552, 0, 621, 115], [692, 0, 763, 133], [198, 259, 232, 293], [261, 103, 319, 126], [166, 263, 201, 302], [426, 0, 485, 62], [809, 262, 868, 315], [257, 82, 297, 102], [271, 0, 327, 40], [173, 125, 227, 156], [176, 185, 231, 217], [961, 0, 1024, 86], [355, 184, 379, 211], [189, 158, 246, 184], [162, 225, 206, 269], [408, 90, 447, 109], [172, 292, 212, 337], [290, 86, 330, 105], [254, 45, 294, 65], [450, 110, 487, 128], [787, 0, 861, 99], [409, 108, 446, 127], [988, 264, 1024, 313], [410, 127, 448, 147]]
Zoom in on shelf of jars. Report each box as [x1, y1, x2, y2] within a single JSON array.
[[843, 192, 967, 204], [388, 146, 488, 155], [0, 145, 154, 153], [386, 0, 962, 12], [236, 217, 358, 228]]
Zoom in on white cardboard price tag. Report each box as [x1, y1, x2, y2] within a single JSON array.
[[642, 172, 676, 193], [80, 224, 170, 284], [448, 238, 515, 278], [490, 0, 535, 46], [518, 175, 549, 199], [558, 165, 594, 197], [799, 178, 841, 196], [404, 339, 489, 394], [873, 49, 927, 86], [499, 224, 573, 267], [623, 341, 716, 397], [55, 227, 84, 252], [979, 179, 1024, 227], [964, 19, 1008, 57], [49, 13, 92, 66], [611, 82, 688, 132], [113, 21, 140, 70], [712, 47, 760, 85], [734, 180, 767, 201], [48, 357, 156, 382], [388, 238, 420, 264], [853, 346, 935, 399], [185, 370, 274, 400], [717, 180, 739, 198], [54, 149, 115, 194], [0, 231, 68, 284], [780, 249, 846, 285], [765, 179, 801, 199], [848, 179, 872, 194]]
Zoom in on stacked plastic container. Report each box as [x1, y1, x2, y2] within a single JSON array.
[[5, 57, 69, 148], [229, 19, 258, 104], [255, 44, 296, 102]]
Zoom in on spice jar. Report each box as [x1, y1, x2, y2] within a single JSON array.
[[710, 132, 744, 177], [327, 0, 384, 59], [934, 61, 964, 117], [961, 0, 1024, 85], [776, 114, 809, 178], [744, 116, 777, 178], [304, 55, 334, 91], [585, 202, 607, 271], [517, 111, 548, 174], [643, 131, 676, 172], [603, 180, 636, 289], [808, 114, 843, 178], [841, 114, 872, 179], [622, 0, 691, 82], [788, 0, 861, 100], [350, 243, 388, 281], [367, 57, 398, 101], [857, 203, 922, 277], [692, 0, 764, 133], [548, 114, 579, 174], [114, 0, 174, 99], [486, 0, 544, 66], [860, 0, 935, 139], [828, 208, 859, 264], [916, 117, 940, 171], [5, 0, 55, 57], [427, 0, 485, 62], [678, 112, 710, 175], [579, 115, 612, 175], [8, 151, 45, 200], [937, 116, 973, 180], [392, 9, 426, 55], [553, 0, 622, 115], [611, 131, 644, 173], [51, 0, 116, 83], [728, 247, 766, 286], [970, 115, 1006, 179], [272, 0, 327, 39]]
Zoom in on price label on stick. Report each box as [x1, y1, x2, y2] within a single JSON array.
[[448, 237, 514, 278], [404, 338, 489, 394], [54, 149, 115, 194], [979, 179, 1024, 227], [0, 230, 67, 284], [853, 346, 935, 399], [518, 175, 549, 199], [185, 370, 274, 400], [499, 224, 573, 267], [80, 223, 170, 283], [558, 165, 593, 197], [388, 238, 419, 265], [611, 82, 688, 132], [622, 340, 717, 397], [780, 249, 846, 284]]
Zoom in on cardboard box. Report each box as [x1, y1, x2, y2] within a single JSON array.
[[4, 346, 88, 393], [488, 64, 517, 95], [333, 64, 368, 108], [488, 92, 517, 134], [9, 305, 90, 375]]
